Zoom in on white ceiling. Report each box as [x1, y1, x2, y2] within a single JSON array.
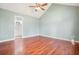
[[0, 3, 79, 18], [0, 3, 52, 18], [58, 3, 79, 7]]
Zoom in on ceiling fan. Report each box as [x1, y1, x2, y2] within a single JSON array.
[[29, 3, 48, 11]]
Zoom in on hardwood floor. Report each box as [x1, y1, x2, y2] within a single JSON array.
[[74, 42, 79, 55], [0, 41, 14, 55], [0, 36, 79, 55]]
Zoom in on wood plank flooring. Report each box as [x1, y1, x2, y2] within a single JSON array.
[[0, 36, 79, 55]]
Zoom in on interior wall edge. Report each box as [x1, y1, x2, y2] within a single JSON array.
[[75, 41, 79, 43], [22, 34, 39, 38], [0, 38, 14, 43], [40, 34, 73, 41], [0, 34, 77, 44], [0, 34, 39, 43], [0, 34, 76, 43]]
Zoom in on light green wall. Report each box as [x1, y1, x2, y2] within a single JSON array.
[[0, 4, 79, 41], [0, 8, 38, 41], [23, 16, 39, 36], [73, 7, 79, 41], [39, 4, 78, 40], [0, 8, 14, 41]]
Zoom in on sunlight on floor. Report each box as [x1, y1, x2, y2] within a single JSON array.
[[14, 37, 24, 55]]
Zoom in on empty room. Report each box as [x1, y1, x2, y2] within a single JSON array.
[[0, 3, 79, 55]]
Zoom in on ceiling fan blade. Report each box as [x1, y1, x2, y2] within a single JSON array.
[[39, 7, 45, 10], [41, 3, 48, 6], [29, 6, 36, 8]]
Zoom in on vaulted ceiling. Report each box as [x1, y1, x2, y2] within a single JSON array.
[[0, 3, 79, 18], [0, 3, 52, 18]]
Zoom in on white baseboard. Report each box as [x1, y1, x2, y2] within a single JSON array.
[[40, 34, 75, 45], [22, 34, 39, 38], [0, 34, 78, 45], [0, 34, 39, 43], [0, 38, 14, 43], [40, 34, 72, 41], [75, 41, 79, 43]]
